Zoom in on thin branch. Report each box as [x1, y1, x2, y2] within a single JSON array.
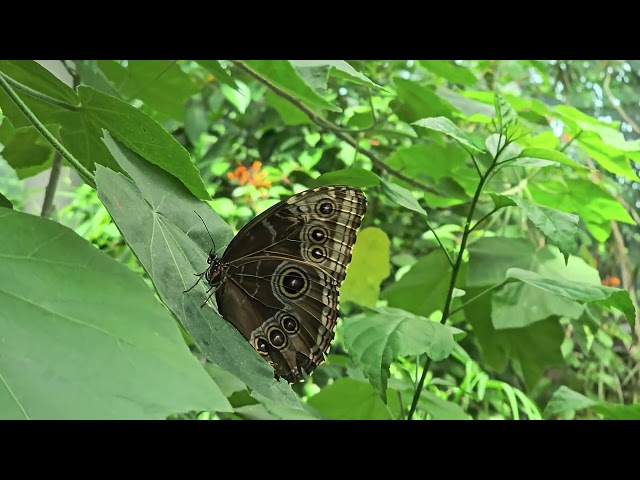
[[470, 153, 483, 178], [560, 129, 583, 152], [469, 207, 499, 233], [448, 283, 505, 317], [40, 153, 63, 218], [232, 60, 443, 196], [603, 70, 640, 134], [0, 73, 95, 188], [406, 137, 513, 420], [426, 220, 454, 268]]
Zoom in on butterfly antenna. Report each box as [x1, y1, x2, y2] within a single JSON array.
[[194, 210, 216, 252]]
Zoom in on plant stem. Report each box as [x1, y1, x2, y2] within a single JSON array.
[[232, 60, 443, 196], [0, 71, 79, 111], [406, 156, 501, 420], [40, 153, 63, 218], [447, 282, 505, 317], [426, 220, 454, 267], [0, 72, 95, 188]]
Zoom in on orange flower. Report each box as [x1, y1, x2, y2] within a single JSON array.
[[207, 74, 216, 83], [601, 275, 621, 287], [227, 161, 272, 189]]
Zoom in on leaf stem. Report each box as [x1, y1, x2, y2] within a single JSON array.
[[469, 207, 499, 233], [447, 282, 505, 317], [0, 72, 95, 188], [0, 71, 79, 111]]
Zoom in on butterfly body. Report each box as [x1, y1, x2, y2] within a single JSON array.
[[197, 185, 366, 383]]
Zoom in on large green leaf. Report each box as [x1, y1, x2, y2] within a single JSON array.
[[528, 178, 634, 243], [78, 86, 209, 199], [243, 60, 340, 112], [98, 60, 199, 123], [340, 227, 391, 307], [506, 268, 636, 329], [95, 132, 303, 409], [306, 378, 400, 419], [0, 207, 230, 419], [342, 307, 456, 400], [264, 90, 312, 125], [196, 60, 237, 90]]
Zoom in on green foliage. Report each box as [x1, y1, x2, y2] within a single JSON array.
[[0, 59, 638, 420]]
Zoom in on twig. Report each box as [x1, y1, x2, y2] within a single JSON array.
[[41, 153, 63, 218], [603, 70, 640, 135], [232, 61, 443, 196]]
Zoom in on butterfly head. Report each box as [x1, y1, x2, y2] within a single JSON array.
[[204, 251, 225, 287]]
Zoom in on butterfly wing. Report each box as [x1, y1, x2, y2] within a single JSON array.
[[215, 185, 367, 382]]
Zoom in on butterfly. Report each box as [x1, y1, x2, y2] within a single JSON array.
[[187, 185, 367, 383]]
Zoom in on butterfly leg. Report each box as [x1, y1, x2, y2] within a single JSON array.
[[184, 270, 207, 293]]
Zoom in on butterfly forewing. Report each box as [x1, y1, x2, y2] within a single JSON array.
[[210, 186, 366, 382]]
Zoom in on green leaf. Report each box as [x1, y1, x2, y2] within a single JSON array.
[[466, 237, 536, 288], [418, 60, 477, 86], [306, 378, 400, 419], [485, 134, 521, 162], [293, 60, 385, 90], [243, 60, 340, 112], [95, 132, 303, 409], [98, 60, 199, 122], [412, 116, 483, 152], [75, 60, 122, 98], [577, 132, 640, 181], [492, 246, 601, 329], [342, 307, 456, 400], [220, 80, 252, 114], [489, 193, 517, 210], [314, 168, 380, 188], [0, 192, 12, 209], [516, 147, 586, 170], [264, 90, 312, 125], [290, 62, 330, 98], [507, 196, 580, 262], [464, 292, 564, 390], [391, 78, 457, 123], [0, 207, 231, 419], [591, 403, 640, 420], [494, 87, 518, 129], [78, 86, 209, 200], [405, 389, 472, 420], [543, 386, 640, 419], [196, 60, 238, 90], [340, 227, 391, 307], [385, 143, 468, 182], [543, 386, 596, 418], [381, 179, 428, 216], [467, 239, 603, 328], [528, 178, 634, 243], [0, 60, 79, 106], [0, 125, 60, 179], [506, 267, 636, 329], [184, 96, 209, 145], [382, 250, 455, 318]]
